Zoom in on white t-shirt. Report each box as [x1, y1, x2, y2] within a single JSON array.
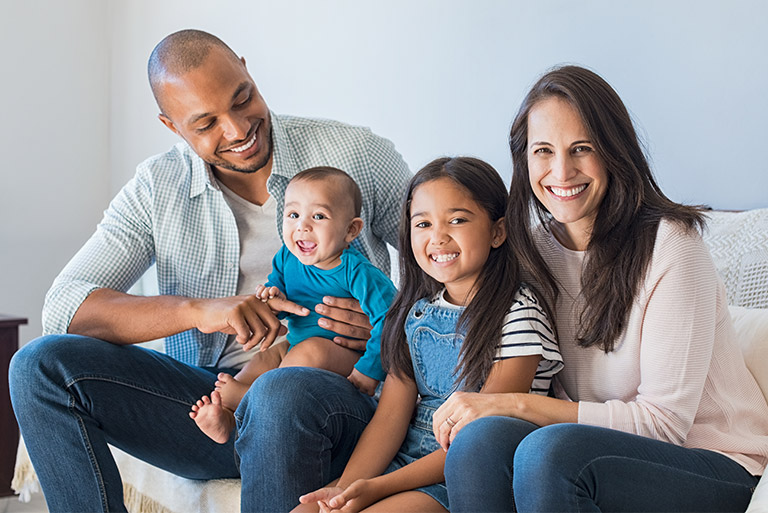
[[216, 181, 284, 369]]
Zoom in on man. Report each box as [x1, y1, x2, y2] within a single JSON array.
[[10, 29, 410, 512]]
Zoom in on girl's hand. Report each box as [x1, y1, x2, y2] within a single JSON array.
[[327, 479, 380, 512], [299, 486, 344, 512], [347, 369, 379, 396], [432, 391, 516, 450]]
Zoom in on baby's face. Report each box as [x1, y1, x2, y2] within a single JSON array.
[[282, 178, 358, 270]]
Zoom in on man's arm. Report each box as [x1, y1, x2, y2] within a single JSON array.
[[69, 288, 302, 349], [43, 170, 158, 337], [45, 163, 305, 347]]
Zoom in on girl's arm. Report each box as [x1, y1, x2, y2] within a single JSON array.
[[298, 374, 417, 510], [323, 355, 545, 510]]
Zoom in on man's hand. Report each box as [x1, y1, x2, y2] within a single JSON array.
[[347, 369, 378, 396], [191, 294, 308, 351], [315, 296, 372, 352]]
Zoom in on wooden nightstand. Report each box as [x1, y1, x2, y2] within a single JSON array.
[[0, 315, 27, 497]]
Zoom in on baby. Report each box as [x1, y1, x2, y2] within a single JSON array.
[[190, 166, 397, 443]]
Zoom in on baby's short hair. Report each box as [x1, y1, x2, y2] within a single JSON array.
[[290, 167, 363, 217]]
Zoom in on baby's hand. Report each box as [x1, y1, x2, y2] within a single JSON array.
[[347, 369, 379, 396], [255, 284, 282, 302]]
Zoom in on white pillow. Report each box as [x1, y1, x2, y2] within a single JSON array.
[[704, 209, 768, 309], [729, 306, 768, 513], [729, 305, 768, 399]]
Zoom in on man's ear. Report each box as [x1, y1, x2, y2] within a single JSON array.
[[158, 113, 181, 136], [491, 218, 507, 248], [345, 217, 364, 243]]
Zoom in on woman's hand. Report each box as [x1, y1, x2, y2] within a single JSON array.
[[432, 391, 517, 451], [315, 296, 373, 351]]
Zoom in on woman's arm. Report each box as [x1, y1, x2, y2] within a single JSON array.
[[433, 391, 579, 450], [432, 354, 572, 449]]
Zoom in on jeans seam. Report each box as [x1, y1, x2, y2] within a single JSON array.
[[65, 374, 199, 406], [69, 392, 110, 512], [64, 374, 202, 511], [319, 409, 371, 484]]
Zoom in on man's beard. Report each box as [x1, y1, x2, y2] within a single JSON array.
[[208, 131, 273, 174]]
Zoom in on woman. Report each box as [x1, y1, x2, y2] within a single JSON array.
[[434, 65, 768, 512]]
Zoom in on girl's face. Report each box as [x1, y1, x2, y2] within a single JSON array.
[[527, 96, 608, 251], [409, 177, 505, 305]]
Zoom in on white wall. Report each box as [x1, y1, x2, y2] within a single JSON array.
[[109, 0, 768, 208], [0, 2, 110, 345], [4, 0, 767, 344]]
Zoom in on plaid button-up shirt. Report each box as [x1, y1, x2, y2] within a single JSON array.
[[43, 113, 411, 366]]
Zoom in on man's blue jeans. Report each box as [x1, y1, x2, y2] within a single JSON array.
[[444, 417, 759, 512], [10, 335, 375, 512]]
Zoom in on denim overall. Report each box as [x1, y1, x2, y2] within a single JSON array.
[[384, 296, 469, 509]]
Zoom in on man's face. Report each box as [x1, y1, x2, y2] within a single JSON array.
[[156, 47, 272, 175]]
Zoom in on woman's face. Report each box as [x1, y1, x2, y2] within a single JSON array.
[[527, 97, 608, 251]]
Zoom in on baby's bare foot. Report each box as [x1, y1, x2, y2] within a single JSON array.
[[215, 373, 251, 411], [189, 391, 235, 444]]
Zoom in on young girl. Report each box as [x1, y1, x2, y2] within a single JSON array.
[[297, 156, 563, 512]]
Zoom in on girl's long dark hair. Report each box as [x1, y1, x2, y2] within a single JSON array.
[[507, 65, 705, 352], [382, 157, 551, 390]]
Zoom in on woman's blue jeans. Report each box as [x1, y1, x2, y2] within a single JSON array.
[[444, 417, 759, 512], [9, 334, 375, 512]]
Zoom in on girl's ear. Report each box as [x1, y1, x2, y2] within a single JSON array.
[[491, 218, 507, 248], [345, 217, 364, 243]]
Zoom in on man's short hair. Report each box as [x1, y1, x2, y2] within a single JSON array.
[[291, 167, 363, 217], [147, 29, 240, 112]]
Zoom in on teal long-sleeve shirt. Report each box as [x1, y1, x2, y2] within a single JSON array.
[[267, 245, 397, 381]]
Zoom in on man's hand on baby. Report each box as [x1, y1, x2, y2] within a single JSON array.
[[347, 369, 378, 396], [316, 296, 372, 352]]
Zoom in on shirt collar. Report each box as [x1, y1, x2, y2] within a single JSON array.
[[187, 142, 219, 198]]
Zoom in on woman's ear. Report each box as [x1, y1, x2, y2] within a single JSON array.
[[491, 218, 507, 248], [345, 217, 364, 243]]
